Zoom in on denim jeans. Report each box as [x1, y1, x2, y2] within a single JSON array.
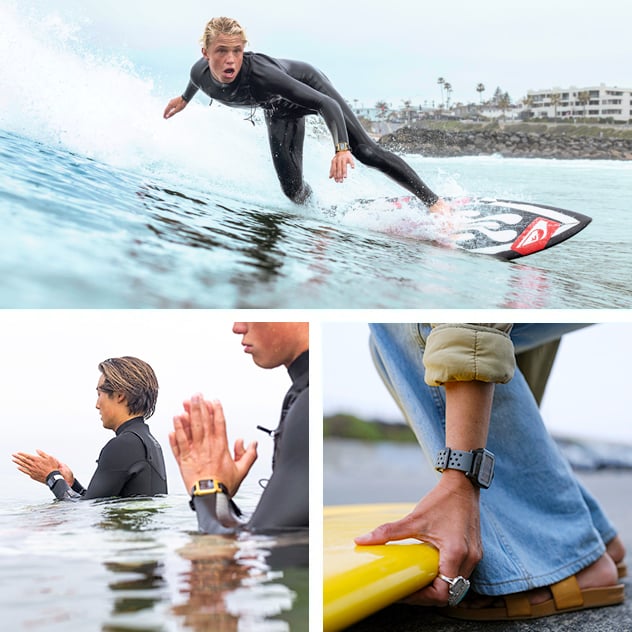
[[368, 323, 616, 595]]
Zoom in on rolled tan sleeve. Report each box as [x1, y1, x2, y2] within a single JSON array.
[[423, 323, 515, 385]]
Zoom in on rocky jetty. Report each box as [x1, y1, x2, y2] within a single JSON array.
[[378, 126, 632, 160]]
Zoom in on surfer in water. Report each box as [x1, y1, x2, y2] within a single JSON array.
[[13, 356, 167, 500], [170, 322, 308, 534], [164, 17, 448, 212]]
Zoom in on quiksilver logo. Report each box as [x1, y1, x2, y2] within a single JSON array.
[[511, 218, 561, 255]]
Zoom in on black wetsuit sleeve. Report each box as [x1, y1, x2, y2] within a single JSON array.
[[46, 471, 83, 500], [181, 58, 206, 102], [248, 388, 309, 531], [48, 434, 146, 501], [192, 493, 247, 534], [251, 60, 349, 148], [192, 388, 308, 534], [81, 433, 146, 499], [182, 81, 198, 103]]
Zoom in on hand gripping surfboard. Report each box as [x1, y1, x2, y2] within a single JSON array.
[[323, 504, 439, 631]]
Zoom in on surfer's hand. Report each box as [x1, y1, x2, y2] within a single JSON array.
[[329, 150, 355, 183], [12, 449, 63, 484], [354, 472, 482, 607], [164, 96, 187, 119], [170, 394, 258, 497]]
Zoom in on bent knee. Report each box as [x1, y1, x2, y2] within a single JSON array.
[[353, 142, 390, 168], [280, 180, 312, 204]]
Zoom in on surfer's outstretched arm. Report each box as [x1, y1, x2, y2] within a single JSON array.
[[164, 96, 188, 119]]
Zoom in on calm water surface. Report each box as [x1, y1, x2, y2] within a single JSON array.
[[0, 493, 308, 631]]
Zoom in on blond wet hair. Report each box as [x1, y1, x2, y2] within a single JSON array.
[[200, 17, 248, 50]]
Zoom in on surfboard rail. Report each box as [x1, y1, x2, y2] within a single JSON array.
[[323, 504, 439, 631], [343, 195, 592, 261]]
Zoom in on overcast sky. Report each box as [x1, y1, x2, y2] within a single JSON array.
[[323, 321, 632, 444], [14, 0, 631, 106]]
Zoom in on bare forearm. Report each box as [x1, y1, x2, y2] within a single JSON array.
[[444, 381, 494, 451]]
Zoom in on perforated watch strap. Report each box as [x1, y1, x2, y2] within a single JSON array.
[[435, 448, 475, 473]]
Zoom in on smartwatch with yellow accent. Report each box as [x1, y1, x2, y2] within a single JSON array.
[[189, 479, 228, 510]]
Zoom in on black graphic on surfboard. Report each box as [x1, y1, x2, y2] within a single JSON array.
[[348, 196, 592, 260]]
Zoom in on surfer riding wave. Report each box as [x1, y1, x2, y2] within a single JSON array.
[[164, 17, 449, 214]]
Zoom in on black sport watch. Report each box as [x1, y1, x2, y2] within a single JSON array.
[[434, 447, 495, 489]]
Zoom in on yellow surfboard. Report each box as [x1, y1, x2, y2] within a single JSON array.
[[323, 503, 439, 631]]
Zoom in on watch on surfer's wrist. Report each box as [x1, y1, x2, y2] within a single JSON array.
[[46, 471, 65, 490], [335, 142, 350, 153], [189, 479, 229, 510], [434, 447, 495, 489]]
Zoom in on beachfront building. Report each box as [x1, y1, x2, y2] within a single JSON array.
[[524, 84, 632, 122]]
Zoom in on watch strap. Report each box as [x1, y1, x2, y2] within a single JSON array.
[[435, 448, 475, 473], [189, 479, 228, 510], [46, 471, 66, 490], [435, 447, 495, 489], [192, 479, 228, 496]]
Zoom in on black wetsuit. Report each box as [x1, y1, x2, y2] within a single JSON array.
[[46, 417, 168, 500], [193, 350, 309, 534], [181, 53, 439, 206]]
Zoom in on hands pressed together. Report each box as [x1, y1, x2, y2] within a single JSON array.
[[12, 449, 74, 486], [169, 394, 258, 497]]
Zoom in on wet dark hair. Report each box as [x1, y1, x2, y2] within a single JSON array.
[[98, 356, 158, 419]]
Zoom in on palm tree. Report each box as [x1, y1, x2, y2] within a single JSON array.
[[476, 83, 485, 104], [375, 100, 389, 120], [444, 82, 453, 110], [498, 92, 511, 121], [437, 77, 445, 109], [401, 99, 413, 124], [521, 94, 534, 119], [576, 90, 590, 121]]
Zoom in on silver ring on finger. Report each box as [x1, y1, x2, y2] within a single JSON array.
[[438, 573, 471, 606]]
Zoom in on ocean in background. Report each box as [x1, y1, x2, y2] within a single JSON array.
[[0, 490, 308, 632], [1, 4, 631, 308]]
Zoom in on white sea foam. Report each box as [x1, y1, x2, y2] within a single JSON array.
[[0, 2, 452, 225]]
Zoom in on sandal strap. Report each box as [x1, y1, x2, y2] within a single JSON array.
[[550, 575, 584, 610], [504, 593, 532, 617]]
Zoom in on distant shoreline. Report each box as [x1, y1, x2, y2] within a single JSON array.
[[324, 414, 416, 443], [377, 121, 632, 161], [324, 414, 632, 470]]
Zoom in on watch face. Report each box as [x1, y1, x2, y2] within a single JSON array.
[[476, 452, 495, 487]]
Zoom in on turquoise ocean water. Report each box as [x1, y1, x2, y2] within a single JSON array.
[[1, 5, 631, 308]]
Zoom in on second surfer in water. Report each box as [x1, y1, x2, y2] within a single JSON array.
[[164, 17, 449, 213]]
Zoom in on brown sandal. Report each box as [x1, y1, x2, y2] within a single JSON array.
[[617, 561, 627, 579], [444, 575, 625, 621]]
